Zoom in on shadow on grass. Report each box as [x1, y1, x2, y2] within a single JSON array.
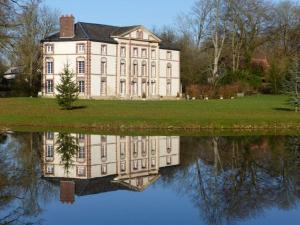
[[60, 106, 87, 110], [273, 107, 294, 112]]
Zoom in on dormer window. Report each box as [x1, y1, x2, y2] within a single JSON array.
[[46, 44, 54, 54], [137, 30, 143, 39], [101, 45, 107, 55], [77, 43, 85, 53]]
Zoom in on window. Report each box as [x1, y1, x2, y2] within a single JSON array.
[[78, 133, 85, 141], [151, 49, 156, 59], [101, 144, 107, 160], [46, 145, 54, 157], [167, 51, 172, 60], [77, 60, 85, 74], [120, 60, 126, 76], [141, 61, 147, 76], [137, 177, 143, 186], [151, 62, 156, 77], [151, 81, 156, 95], [167, 137, 172, 153], [167, 80, 171, 96], [167, 63, 172, 77], [120, 80, 126, 95], [121, 46, 126, 57], [101, 45, 107, 55], [142, 49, 147, 58], [46, 80, 54, 93], [46, 59, 54, 74], [133, 160, 138, 170], [77, 44, 85, 53], [46, 44, 54, 54], [46, 165, 54, 174], [101, 58, 107, 75], [120, 143, 126, 159], [151, 139, 156, 155], [133, 60, 138, 76], [142, 159, 147, 169], [101, 164, 107, 174], [137, 30, 143, 39], [120, 162, 126, 172], [78, 80, 85, 93], [151, 158, 156, 167], [166, 156, 172, 165], [132, 81, 138, 96], [77, 166, 86, 176], [133, 142, 138, 157], [141, 141, 147, 157], [101, 78, 107, 96], [133, 48, 138, 57], [78, 146, 85, 159], [46, 132, 54, 140]]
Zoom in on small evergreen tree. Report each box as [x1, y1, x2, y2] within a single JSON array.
[[56, 64, 79, 110], [282, 57, 300, 112]]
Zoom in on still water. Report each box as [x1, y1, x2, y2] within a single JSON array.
[[0, 132, 300, 225]]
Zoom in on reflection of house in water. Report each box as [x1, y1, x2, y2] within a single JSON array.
[[42, 133, 180, 203]]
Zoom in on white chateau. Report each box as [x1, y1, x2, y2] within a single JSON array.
[[41, 15, 181, 99], [42, 133, 180, 202]]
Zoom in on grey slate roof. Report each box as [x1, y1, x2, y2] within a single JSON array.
[[42, 22, 179, 51]]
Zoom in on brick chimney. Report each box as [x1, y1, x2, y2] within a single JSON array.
[[60, 180, 75, 204], [60, 15, 75, 38]]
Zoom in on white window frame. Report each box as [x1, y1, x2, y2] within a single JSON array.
[[46, 80, 54, 93], [77, 60, 85, 74], [101, 45, 107, 55], [78, 80, 85, 93]]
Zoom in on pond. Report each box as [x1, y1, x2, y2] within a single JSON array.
[[0, 131, 300, 225]]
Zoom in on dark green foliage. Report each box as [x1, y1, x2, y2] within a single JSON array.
[[56, 133, 79, 173], [56, 64, 79, 110], [282, 58, 300, 111]]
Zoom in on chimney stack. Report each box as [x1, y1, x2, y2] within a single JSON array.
[[60, 15, 75, 38]]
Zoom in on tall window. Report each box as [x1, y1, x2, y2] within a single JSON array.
[[78, 80, 85, 93], [120, 80, 126, 95], [77, 43, 85, 53], [78, 146, 85, 159], [141, 61, 147, 76], [151, 62, 156, 77], [120, 60, 126, 76], [46, 59, 54, 74], [46, 80, 54, 93], [151, 81, 156, 95], [133, 60, 138, 76], [46, 132, 54, 140], [101, 58, 107, 75], [167, 63, 172, 77], [77, 60, 85, 74], [167, 80, 171, 96], [121, 46, 126, 57], [46, 165, 54, 174], [142, 49, 147, 58], [46, 145, 54, 157], [46, 44, 54, 54], [133, 48, 138, 57], [101, 45, 107, 55], [167, 51, 172, 60], [101, 78, 107, 96], [101, 144, 107, 160], [151, 49, 156, 59]]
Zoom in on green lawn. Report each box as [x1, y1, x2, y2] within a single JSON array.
[[0, 95, 299, 132]]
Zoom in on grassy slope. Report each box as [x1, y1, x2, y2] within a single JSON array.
[[0, 95, 299, 131]]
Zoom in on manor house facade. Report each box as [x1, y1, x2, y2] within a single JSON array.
[[41, 15, 180, 99]]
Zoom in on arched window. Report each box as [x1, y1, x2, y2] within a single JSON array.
[[151, 62, 156, 77], [167, 63, 172, 78], [141, 61, 147, 76], [133, 60, 138, 76], [120, 59, 126, 76], [101, 57, 107, 75], [76, 57, 85, 74]]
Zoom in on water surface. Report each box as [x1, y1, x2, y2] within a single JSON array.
[[0, 132, 300, 225]]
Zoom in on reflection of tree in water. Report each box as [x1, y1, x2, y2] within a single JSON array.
[[55, 133, 79, 174], [0, 132, 57, 225], [160, 136, 300, 225]]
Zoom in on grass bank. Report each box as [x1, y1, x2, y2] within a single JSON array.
[[0, 95, 299, 133]]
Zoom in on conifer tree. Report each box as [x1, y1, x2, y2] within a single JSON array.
[[56, 64, 79, 110], [282, 58, 300, 112]]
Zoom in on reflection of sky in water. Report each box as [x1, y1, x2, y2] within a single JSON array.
[[1, 133, 300, 225]]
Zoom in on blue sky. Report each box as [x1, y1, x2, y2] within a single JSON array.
[[43, 0, 196, 29]]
